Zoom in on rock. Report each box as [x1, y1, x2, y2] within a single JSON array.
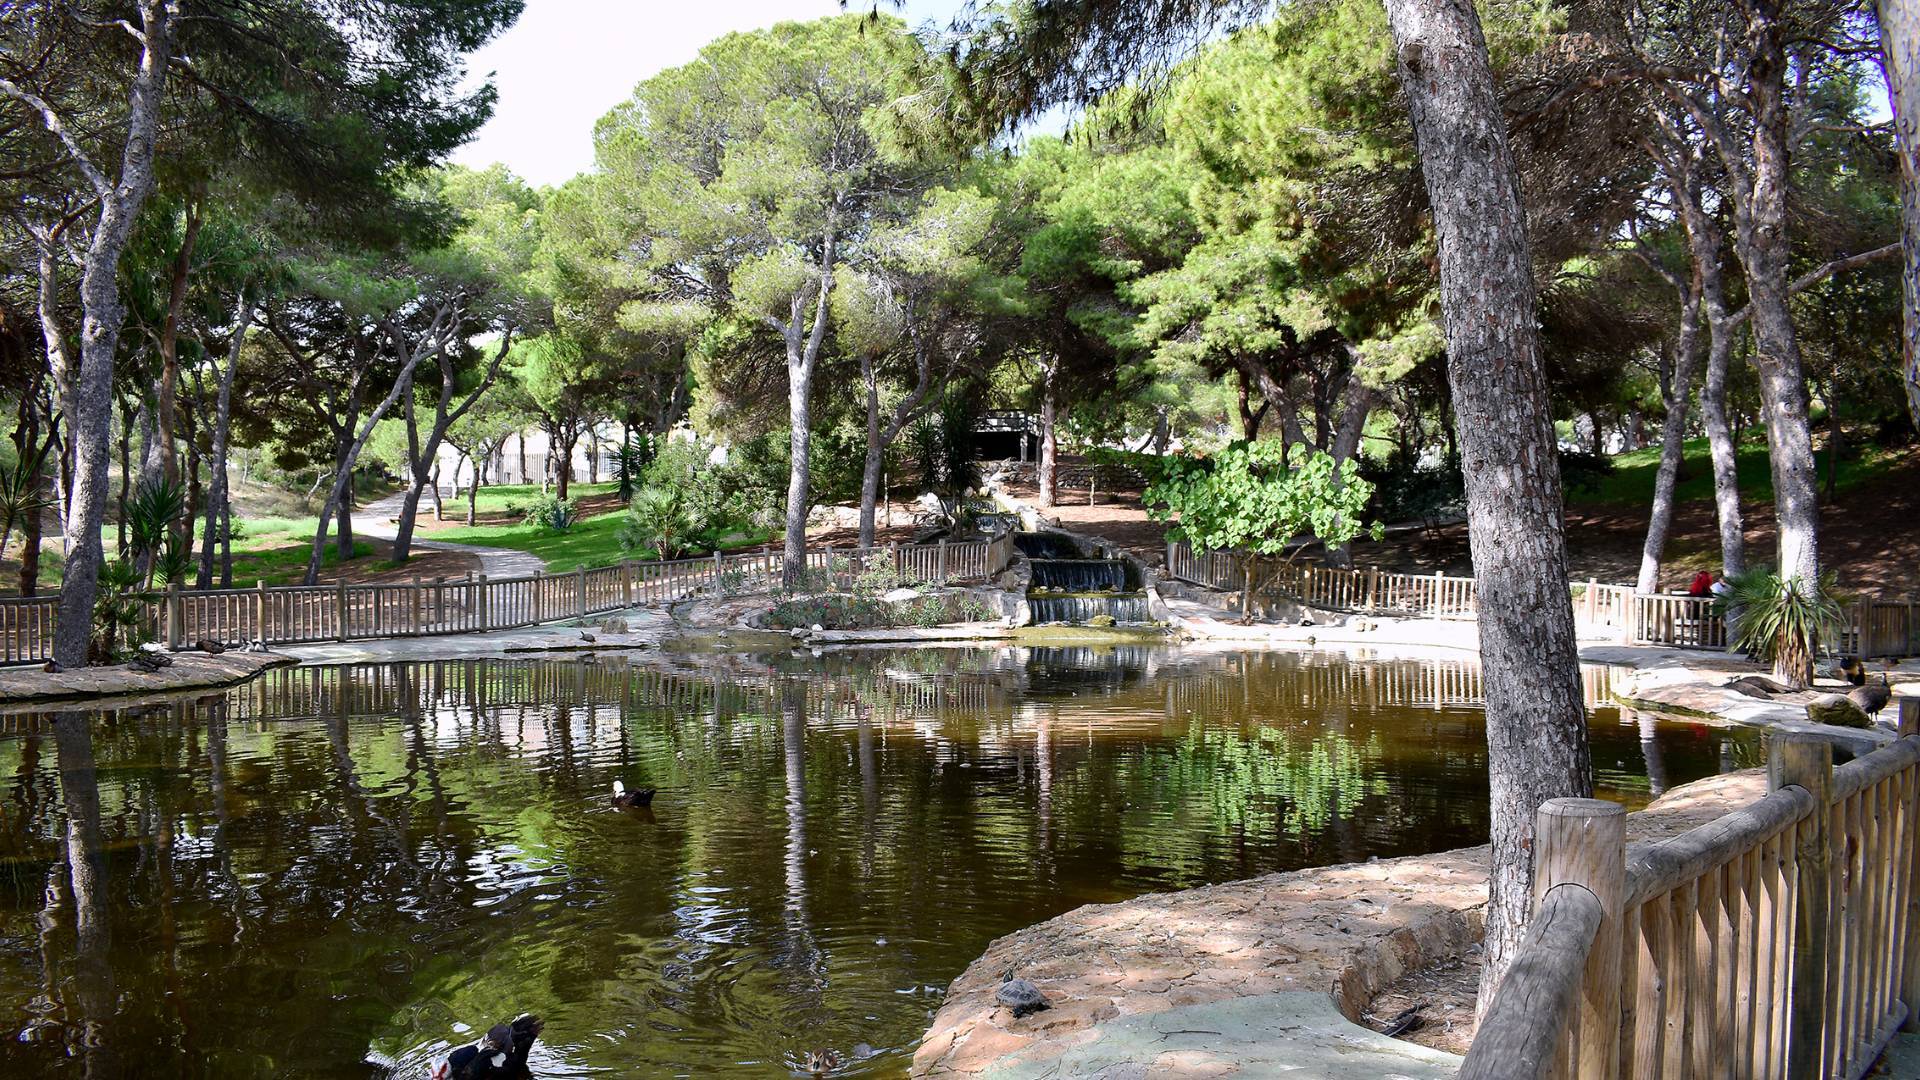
[[882, 588, 922, 603], [996, 977, 1050, 1018], [790, 627, 808, 639], [1807, 693, 1873, 729], [810, 624, 825, 633]]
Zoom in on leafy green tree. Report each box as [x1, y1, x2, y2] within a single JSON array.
[[591, 14, 941, 587], [1143, 440, 1380, 616]]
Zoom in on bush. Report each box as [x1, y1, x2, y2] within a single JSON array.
[[1361, 448, 1464, 529], [620, 486, 697, 559], [1558, 449, 1616, 496], [522, 493, 578, 531], [1720, 569, 1849, 689]]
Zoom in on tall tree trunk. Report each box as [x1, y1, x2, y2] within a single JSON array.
[[304, 362, 422, 585], [859, 351, 885, 550], [1637, 296, 1704, 592], [1882, 0, 1920, 431], [198, 298, 250, 589], [779, 224, 837, 591], [1323, 379, 1376, 569], [44, 1, 175, 668], [1037, 368, 1058, 508], [517, 431, 527, 485], [155, 200, 200, 491], [1384, 0, 1592, 1007]]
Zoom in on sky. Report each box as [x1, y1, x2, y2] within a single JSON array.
[[449, 0, 973, 188]]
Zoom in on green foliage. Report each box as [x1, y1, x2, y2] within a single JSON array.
[[1360, 448, 1464, 528], [521, 493, 578, 531], [620, 486, 697, 560], [90, 560, 153, 663], [1143, 440, 1381, 558], [1720, 569, 1850, 688], [1557, 450, 1617, 497]]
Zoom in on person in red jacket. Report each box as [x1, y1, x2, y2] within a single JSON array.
[[1687, 570, 1715, 598]]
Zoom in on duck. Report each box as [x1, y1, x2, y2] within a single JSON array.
[[802, 1048, 844, 1074], [1850, 673, 1893, 720], [435, 1014, 542, 1079], [1831, 655, 1867, 686], [611, 780, 656, 809]]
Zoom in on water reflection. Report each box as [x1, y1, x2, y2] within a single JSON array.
[[0, 647, 1763, 1077]]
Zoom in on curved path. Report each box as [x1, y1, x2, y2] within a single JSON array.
[[353, 489, 545, 579]]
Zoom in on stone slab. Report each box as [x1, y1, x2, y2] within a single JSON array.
[[0, 651, 292, 707], [979, 992, 1461, 1080]]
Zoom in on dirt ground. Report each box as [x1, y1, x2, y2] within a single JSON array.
[[321, 537, 479, 584], [1002, 451, 1920, 593], [1361, 953, 1481, 1055]]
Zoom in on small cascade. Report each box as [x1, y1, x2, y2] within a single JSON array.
[[1029, 559, 1127, 592], [1019, 532, 1151, 625], [1027, 592, 1152, 625]]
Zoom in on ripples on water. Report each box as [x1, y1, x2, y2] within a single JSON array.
[[0, 647, 1762, 1076]]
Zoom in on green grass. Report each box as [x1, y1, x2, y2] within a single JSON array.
[[3, 519, 366, 589], [452, 481, 621, 519], [1570, 437, 1909, 507], [432, 506, 775, 573]]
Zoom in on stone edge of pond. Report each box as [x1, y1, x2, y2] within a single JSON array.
[[910, 769, 1773, 1079], [0, 652, 294, 710]]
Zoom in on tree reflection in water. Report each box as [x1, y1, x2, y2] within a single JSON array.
[[0, 648, 1760, 1077]]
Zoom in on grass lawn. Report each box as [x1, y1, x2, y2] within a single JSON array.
[[1569, 437, 1909, 507], [5, 518, 386, 590], [443, 481, 621, 519], [432, 507, 776, 573]]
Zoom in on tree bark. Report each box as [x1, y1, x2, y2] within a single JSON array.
[[1882, 0, 1920, 431], [1037, 365, 1058, 508], [155, 199, 201, 491], [197, 296, 252, 589], [857, 334, 937, 549], [304, 356, 426, 585], [1637, 293, 1703, 592], [779, 221, 838, 591], [1383, 0, 1592, 1008]]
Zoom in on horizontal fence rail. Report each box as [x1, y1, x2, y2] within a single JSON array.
[[1462, 698, 1920, 1080], [1163, 541, 1916, 655], [0, 533, 1016, 665]]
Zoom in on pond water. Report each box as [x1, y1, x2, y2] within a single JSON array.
[[0, 647, 1762, 1077]]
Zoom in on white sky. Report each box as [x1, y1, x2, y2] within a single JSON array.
[[450, 1, 975, 188]]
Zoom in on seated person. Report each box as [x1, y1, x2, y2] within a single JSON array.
[[1687, 570, 1715, 598]]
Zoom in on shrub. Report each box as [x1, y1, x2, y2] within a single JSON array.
[[90, 559, 152, 663], [620, 486, 696, 559], [1558, 449, 1616, 496], [522, 493, 577, 531], [1720, 569, 1849, 689]]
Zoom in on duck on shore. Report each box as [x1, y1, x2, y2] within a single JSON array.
[[612, 780, 656, 809]]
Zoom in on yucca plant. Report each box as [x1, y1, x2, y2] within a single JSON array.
[[1719, 568, 1849, 690], [90, 559, 154, 663], [124, 476, 187, 587]]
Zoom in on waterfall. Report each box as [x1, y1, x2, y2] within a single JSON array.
[[1029, 559, 1129, 592], [1027, 593, 1152, 624]]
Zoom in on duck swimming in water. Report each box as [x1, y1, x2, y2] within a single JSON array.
[[611, 780, 656, 809], [432, 1014, 542, 1079]]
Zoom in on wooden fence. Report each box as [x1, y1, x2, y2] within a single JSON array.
[[0, 534, 1017, 666], [1163, 541, 1916, 656], [1462, 698, 1920, 1080]]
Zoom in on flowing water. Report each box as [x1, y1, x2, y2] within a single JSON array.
[[0, 648, 1762, 1077]]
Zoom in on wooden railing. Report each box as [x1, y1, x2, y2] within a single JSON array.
[[0, 533, 1017, 665], [1163, 541, 1916, 655], [1462, 698, 1920, 1080]]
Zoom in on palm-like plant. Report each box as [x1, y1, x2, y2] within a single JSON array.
[[90, 559, 153, 663], [124, 476, 187, 587], [620, 486, 695, 560], [1719, 569, 1849, 690]]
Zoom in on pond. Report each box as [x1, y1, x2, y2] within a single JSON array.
[[0, 647, 1761, 1077]]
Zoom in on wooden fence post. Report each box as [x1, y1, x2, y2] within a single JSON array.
[[576, 566, 588, 619], [335, 579, 349, 641], [255, 580, 268, 643], [476, 574, 490, 630], [432, 576, 445, 627], [1533, 797, 1627, 1079], [622, 560, 634, 606], [938, 539, 949, 585], [1769, 732, 1833, 1075], [1585, 577, 1598, 623], [409, 576, 422, 636], [166, 586, 182, 650], [1902, 698, 1920, 1032]]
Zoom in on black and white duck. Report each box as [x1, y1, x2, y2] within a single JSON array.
[[432, 1014, 542, 1079], [611, 780, 656, 809]]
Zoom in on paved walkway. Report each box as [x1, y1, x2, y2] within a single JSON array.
[[354, 489, 545, 579]]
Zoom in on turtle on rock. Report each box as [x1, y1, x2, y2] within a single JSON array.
[[996, 974, 1049, 1018]]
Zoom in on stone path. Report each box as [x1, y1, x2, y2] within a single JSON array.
[[913, 770, 1772, 1078], [354, 489, 545, 579]]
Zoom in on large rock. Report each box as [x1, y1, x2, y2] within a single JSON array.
[[1807, 693, 1873, 729]]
